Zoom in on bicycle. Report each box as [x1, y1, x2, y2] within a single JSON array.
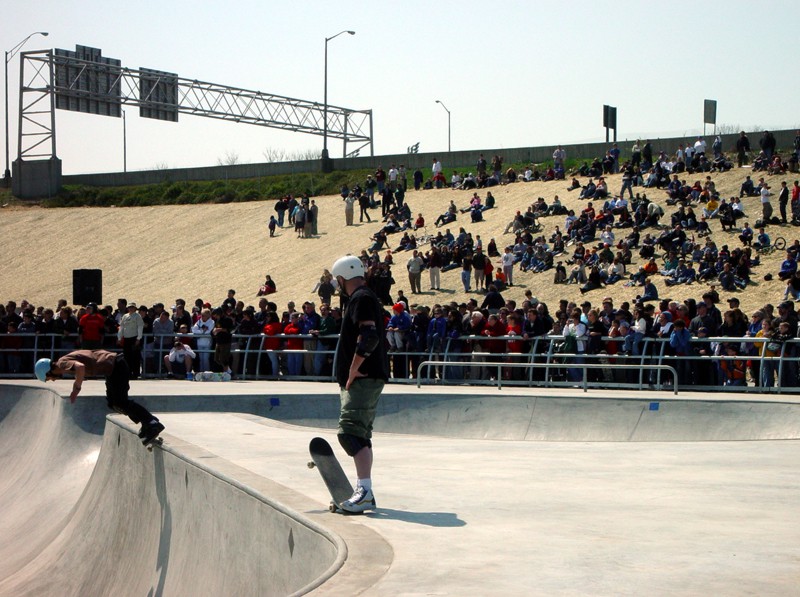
[[756, 235, 786, 255]]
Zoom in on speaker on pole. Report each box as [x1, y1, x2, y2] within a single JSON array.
[[72, 269, 102, 305]]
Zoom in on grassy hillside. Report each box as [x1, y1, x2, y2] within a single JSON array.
[[1, 165, 796, 317]]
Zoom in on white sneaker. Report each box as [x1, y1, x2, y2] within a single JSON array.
[[340, 486, 376, 513]]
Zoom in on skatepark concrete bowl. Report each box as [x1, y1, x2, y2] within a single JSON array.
[[1, 380, 799, 596]]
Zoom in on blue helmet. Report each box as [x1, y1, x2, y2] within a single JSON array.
[[35, 358, 52, 382]]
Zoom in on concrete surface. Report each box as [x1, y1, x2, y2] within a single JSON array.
[[1, 380, 799, 596]]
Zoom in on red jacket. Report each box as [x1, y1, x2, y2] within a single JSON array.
[[282, 322, 304, 350], [262, 322, 283, 350]]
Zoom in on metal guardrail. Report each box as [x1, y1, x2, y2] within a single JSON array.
[[416, 360, 679, 394], [0, 331, 797, 393]]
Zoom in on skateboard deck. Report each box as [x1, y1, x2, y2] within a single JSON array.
[[308, 437, 354, 513]]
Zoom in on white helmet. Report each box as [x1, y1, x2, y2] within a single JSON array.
[[331, 255, 365, 281]]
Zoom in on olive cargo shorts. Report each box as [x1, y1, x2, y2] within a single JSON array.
[[338, 378, 384, 440]]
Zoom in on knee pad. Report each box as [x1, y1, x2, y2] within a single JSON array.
[[338, 433, 371, 457]]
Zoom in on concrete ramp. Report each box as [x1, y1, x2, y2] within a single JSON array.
[[0, 386, 353, 597], [0, 385, 105, 581]]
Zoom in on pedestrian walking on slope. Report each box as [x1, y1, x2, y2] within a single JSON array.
[[35, 350, 164, 444]]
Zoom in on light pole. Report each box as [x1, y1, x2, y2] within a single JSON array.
[[4, 31, 48, 186], [323, 30, 355, 163], [122, 109, 127, 173], [435, 100, 451, 152]]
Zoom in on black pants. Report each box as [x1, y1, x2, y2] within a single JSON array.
[[106, 355, 156, 426], [121, 337, 141, 378]]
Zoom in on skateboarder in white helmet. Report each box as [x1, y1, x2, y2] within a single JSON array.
[[330, 254, 389, 512], [35, 350, 164, 445]]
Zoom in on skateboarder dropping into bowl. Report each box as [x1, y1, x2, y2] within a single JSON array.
[[35, 350, 164, 445], [331, 255, 389, 513]]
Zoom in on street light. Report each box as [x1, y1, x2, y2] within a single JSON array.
[[4, 31, 48, 186], [323, 29, 355, 162], [122, 109, 127, 173], [435, 100, 451, 152]]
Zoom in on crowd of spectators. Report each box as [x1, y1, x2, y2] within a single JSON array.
[[4, 281, 800, 388], [6, 131, 800, 388]]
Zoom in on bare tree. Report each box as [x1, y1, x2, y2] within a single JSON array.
[[716, 123, 742, 135], [217, 150, 240, 166], [262, 147, 320, 162]]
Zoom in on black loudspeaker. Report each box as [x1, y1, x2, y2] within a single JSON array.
[[73, 269, 102, 306]]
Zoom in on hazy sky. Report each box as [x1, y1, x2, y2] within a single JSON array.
[[4, 0, 799, 175]]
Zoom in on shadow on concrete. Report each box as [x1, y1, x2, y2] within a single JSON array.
[[366, 508, 466, 527]]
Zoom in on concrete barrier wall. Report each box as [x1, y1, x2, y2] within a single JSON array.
[[62, 129, 798, 189], [0, 389, 341, 597], [0, 386, 105, 581], [126, 390, 800, 442]]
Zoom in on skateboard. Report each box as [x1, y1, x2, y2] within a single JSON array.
[[308, 437, 355, 513], [144, 436, 164, 452]]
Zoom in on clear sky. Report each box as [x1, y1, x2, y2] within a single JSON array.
[[4, 0, 799, 175]]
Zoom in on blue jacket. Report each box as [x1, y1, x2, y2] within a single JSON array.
[[388, 311, 411, 332], [669, 328, 692, 355]]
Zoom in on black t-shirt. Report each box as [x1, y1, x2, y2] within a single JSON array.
[[335, 285, 389, 386], [215, 316, 234, 344]]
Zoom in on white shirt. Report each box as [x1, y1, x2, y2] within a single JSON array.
[[694, 139, 707, 153], [432, 161, 442, 175], [565, 321, 587, 352], [761, 187, 771, 204], [388, 168, 398, 181], [502, 253, 515, 267], [168, 344, 196, 362], [192, 317, 215, 345]]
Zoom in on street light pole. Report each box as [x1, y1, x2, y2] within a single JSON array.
[[4, 31, 48, 187], [435, 100, 451, 152], [122, 109, 127, 173], [322, 30, 355, 162]]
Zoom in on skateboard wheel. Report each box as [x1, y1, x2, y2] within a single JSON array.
[[329, 502, 337, 513], [307, 461, 316, 469]]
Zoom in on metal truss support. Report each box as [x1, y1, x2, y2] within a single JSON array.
[[17, 50, 56, 161], [36, 51, 373, 160]]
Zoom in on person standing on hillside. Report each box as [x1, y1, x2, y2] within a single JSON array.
[[330, 255, 388, 513], [552, 145, 566, 170], [406, 250, 424, 294], [35, 350, 164, 444], [310, 200, 319, 236], [761, 183, 773, 224], [344, 192, 356, 226], [736, 131, 751, 168]]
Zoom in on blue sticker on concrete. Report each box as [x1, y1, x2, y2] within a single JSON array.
[[649, 402, 659, 411], [270, 398, 280, 407]]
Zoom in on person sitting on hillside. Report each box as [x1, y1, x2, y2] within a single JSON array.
[[257, 275, 277, 296], [460, 193, 483, 213], [461, 172, 477, 190], [752, 227, 770, 251], [779, 252, 798, 281], [434, 203, 457, 227], [579, 179, 596, 200], [767, 155, 787, 175], [738, 222, 754, 246], [752, 151, 769, 171]]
